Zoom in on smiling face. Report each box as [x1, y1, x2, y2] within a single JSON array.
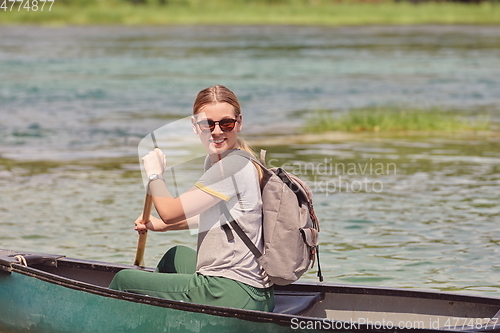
[[193, 102, 242, 159]]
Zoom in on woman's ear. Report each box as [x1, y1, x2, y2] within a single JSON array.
[[236, 114, 243, 132], [191, 116, 200, 134]]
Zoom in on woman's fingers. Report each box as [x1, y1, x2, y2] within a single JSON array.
[[143, 149, 166, 176], [154, 148, 167, 170], [135, 221, 148, 234]]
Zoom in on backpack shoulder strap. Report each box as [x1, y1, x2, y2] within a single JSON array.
[[219, 202, 262, 258], [204, 151, 263, 255]]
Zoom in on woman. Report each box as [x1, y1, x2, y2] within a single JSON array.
[[109, 85, 274, 312]]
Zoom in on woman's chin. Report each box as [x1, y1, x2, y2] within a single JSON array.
[[207, 143, 228, 155]]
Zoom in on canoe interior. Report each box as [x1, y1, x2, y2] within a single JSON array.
[[2, 250, 500, 331]]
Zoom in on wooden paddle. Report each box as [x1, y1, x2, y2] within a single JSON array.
[[133, 192, 152, 266], [133, 132, 158, 267]]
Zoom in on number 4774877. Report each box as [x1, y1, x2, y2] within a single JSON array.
[[1, 0, 55, 11]]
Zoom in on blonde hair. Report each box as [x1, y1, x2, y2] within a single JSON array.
[[193, 85, 263, 183]]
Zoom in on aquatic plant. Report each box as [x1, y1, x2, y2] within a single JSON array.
[[2, 0, 499, 25], [304, 107, 492, 133]]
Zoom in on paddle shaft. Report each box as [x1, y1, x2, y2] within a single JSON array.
[[133, 132, 158, 266], [133, 191, 153, 266]]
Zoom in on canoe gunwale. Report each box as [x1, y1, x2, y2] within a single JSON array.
[[279, 281, 500, 308], [0, 250, 64, 273]]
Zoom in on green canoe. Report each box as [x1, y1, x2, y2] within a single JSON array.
[[1, 249, 499, 333]]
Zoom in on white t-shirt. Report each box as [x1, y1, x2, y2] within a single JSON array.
[[194, 152, 272, 288]]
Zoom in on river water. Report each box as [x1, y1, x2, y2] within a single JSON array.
[[1, 25, 499, 297]]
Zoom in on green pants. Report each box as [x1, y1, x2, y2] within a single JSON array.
[[109, 246, 274, 312]]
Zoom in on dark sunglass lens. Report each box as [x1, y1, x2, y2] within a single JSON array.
[[219, 119, 236, 132], [198, 120, 215, 132]]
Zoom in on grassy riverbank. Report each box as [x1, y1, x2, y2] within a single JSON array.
[[304, 107, 494, 133], [2, 0, 500, 26]]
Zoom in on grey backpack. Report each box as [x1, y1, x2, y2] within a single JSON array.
[[220, 149, 322, 285]]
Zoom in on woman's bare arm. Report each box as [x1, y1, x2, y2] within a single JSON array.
[[135, 214, 199, 232], [147, 179, 219, 226]]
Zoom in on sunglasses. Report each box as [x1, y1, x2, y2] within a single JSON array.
[[196, 118, 238, 133]]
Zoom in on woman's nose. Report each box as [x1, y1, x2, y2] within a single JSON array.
[[211, 123, 224, 135]]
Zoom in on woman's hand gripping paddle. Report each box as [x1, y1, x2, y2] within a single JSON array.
[[133, 193, 153, 266], [133, 132, 158, 267]]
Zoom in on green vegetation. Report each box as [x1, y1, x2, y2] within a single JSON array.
[[0, 155, 138, 175], [0, 157, 63, 175], [2, 0, 500, 26], [304, 107, 493, 133]]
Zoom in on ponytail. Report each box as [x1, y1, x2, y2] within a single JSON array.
[[237, 137, 256, 157], [238, 138, 264, 186]]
